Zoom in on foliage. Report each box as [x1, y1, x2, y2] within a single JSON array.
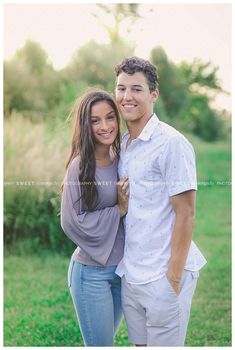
[[58, 4, 139, 112], [4, 36, 229, 141], [4, 186, 75, 253], [4, 59, 43, 116], [150, 46, 188, 121], [62, 40, 134, 93], [150, 46, 228, 141], [153, 95, 171, 124], [180, 93, 224, 141], [178, 58, 223, 91], [4, 113, 74, 252], [178, 59, 227, 141], [4, 40, 64, 120], [15, 39, 49, 74], [93, 4, 141, 44]]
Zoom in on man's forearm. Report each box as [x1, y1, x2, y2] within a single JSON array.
[[167, 213, 195, 281]]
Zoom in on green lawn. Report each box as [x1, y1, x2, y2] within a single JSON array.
[[4, 137, 231, 346]]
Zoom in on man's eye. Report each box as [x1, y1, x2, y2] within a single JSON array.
[[133, 88, 141, 92], [117, 87, 125, 91]]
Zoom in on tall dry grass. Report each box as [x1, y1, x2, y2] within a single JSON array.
[[4, 112, 71, 186], [4, 112, 75, 252]]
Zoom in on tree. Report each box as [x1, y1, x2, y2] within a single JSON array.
[[60, 4, 141, 111], [4, 59, 45, 115], [62, 40, 134, 93], [150, 47, 188, 121], [150, 47, 226, 141], [178, 59, 226, 141], [14, 39, 49, 75], [182, 93, 222, 141], [4, 40, 63, 119], [93, 4, 141, 44], [178, 58, 223, 92]]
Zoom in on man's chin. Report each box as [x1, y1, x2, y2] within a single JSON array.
[[121, 112, 136, 120], [122, 116, 138, 122]]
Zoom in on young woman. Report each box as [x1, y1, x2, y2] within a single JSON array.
[[60, 90, 128, 346]]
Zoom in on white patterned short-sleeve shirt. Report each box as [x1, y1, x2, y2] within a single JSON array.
[[116, 114, 207, 284]]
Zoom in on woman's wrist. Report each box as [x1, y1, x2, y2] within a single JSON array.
[[118, 204, 126, 217]]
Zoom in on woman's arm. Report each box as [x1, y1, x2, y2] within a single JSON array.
[[61, 160, 123, 265]]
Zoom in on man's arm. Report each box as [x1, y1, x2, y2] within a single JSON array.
[[167, 189, 196, 294]]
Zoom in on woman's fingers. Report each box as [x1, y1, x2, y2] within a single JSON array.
[[118, 177, 129, 194]]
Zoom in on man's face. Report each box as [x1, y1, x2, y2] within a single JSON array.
[[115, 72, 158, 124]]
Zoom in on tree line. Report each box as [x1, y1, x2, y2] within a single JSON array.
[[4, 38, 229, 141]]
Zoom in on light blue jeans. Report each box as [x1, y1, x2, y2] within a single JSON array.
[[68, 259, 123, 346]]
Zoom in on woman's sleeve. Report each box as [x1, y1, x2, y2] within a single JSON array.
[[60, 160, 121, 265]]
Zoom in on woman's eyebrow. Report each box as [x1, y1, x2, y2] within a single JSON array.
[[107, 110, 115, 115], [91, 110, 114, 118]]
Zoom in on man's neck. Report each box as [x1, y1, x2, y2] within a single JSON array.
[[127, 113, 153, 140]]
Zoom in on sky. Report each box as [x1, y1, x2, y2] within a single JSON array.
[[3, 2, 232, 111]]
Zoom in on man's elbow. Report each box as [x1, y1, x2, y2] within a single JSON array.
[[179, 206, 196, 229]]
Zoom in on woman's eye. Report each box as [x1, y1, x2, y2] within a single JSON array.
[[108, 115, 115, 120], [91, 119, 98, 124]]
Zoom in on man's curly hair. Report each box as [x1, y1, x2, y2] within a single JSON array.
[[115, 56, 159, 92]]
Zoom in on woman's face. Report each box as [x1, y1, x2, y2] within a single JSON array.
[[90, 101, 119, 147]]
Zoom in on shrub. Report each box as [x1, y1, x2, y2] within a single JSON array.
[[4, 185, 75, 254]]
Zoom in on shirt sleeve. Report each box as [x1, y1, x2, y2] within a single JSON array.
[[60, 159, 121, 265], [159, 135, 197, 196]]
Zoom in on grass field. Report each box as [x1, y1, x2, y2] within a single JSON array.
[[4, 135, 231, 346]]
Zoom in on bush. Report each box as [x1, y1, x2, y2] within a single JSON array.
[[181, 93, 225, 141], [4, 186, 75, 254]]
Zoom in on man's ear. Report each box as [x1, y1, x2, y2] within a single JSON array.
[[152, 89, 159, 103]]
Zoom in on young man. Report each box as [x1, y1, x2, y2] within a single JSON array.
[[114, 57, 207, 346]]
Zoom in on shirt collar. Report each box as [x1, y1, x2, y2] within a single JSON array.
[[138, 114, 160, 141], [122, 114, 160, 144]]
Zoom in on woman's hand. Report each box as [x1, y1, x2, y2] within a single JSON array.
[[117, 177, 129, 217]]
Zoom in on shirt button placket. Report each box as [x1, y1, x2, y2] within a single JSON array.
[[123, 146, 131, 178]]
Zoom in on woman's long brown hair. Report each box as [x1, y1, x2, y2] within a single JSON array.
[[62, 89, 121, 211]]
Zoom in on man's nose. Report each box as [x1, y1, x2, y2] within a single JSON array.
[[124, 88, 132, 100]]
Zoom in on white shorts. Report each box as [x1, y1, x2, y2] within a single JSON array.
[[121, 270, 199, 346]]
